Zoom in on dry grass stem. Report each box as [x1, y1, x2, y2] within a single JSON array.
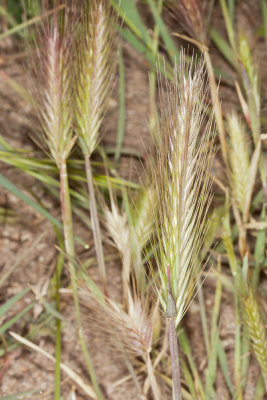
[[10, 331, 97, 399]]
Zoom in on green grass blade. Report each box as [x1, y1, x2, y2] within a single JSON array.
[[0, 172, 61, 228], [260, 0, 267, 45], [228, 0, 235, 26], [0, 302, 35, 336], [197, 283, 210, 356], [180, 359, 197, 398], [253, 204, 266, 289], [147, 0, 179, 62], [80, 272, 105, 305], [42, 299, 65, 321], [0, 288, 29, 318], [217, 339, 235, 396], [210, 28, 237, 68], [115, 47, 126, 162], [0, 389, 41, 399], [254, 373, 266, 399], [53, 228, 64, 400], [234, 300, 243, 399], [219, 0, 236, 52], [0, 6, 18, 29], [205, 330, 218, 398], [120, 27, 156, 66], [0, 173, 86, 246], [241, 326, 250, 389], [111, 0, 150, 44], [178, 330, 205, 399], [0, 6, 63, 41]]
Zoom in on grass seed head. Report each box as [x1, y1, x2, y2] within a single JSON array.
[[131, 186, 157, 252], [152, 52, 214, 327], [166, 0, 207, 44], [240, 289, 267, 377], [238, 32, 261, 141], [81, 288, 153, 358], [227, 112, 250, 214], [75, 0, 118, 156], [31, 3, 75, 167], [238, 257, 267, 377], [103, 199, 130, 255]]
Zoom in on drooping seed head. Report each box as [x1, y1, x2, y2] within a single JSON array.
[[80, 287, 153, 358]]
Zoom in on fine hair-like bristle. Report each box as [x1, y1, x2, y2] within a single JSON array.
[[81, 288, 153, 358], [166, 0, 207, 43], [75, 0, 118, 156], [152, 52, 215, 327]]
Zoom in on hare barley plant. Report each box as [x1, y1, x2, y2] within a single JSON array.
[[151, 54, 215, 399], [75, 0, 118, 293], [31, 4, 77, 303], [30, 4, 104, 398]]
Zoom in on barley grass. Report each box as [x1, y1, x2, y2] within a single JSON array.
[[153, 54, 214, 324], [75, 0, 118, 293], [239, 257, 267, 390], [29, 4, 102, 398], [227, 112, 250, 215], [151, 53, 215, 399]]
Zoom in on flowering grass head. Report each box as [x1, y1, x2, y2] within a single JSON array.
[[166, 0, 207, 44], [75, 0, 118, 156], [31, 3, 75, 168], [152, 53, 215, 327]]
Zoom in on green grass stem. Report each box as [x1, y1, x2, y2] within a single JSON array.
[[59, 160, 103, 400], [53, 228, 65, 400], [85, 154, 107, 295]]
